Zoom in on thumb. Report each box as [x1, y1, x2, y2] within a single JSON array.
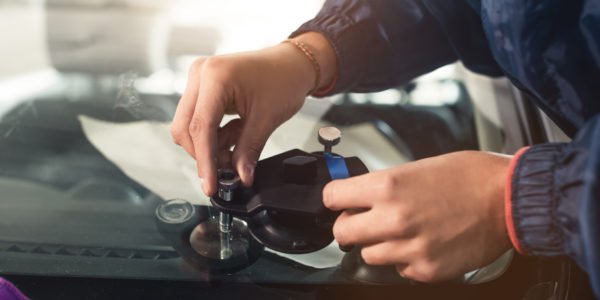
[[232, 119, 275, 186]]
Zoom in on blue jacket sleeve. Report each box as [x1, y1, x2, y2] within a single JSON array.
[[290, 0, 502, 95], [511, 115, 600, 297], [292, 0, 600, 296]]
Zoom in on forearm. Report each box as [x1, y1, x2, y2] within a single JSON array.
[[289, 0, 456, 95], [290, 32, 337, 93], [289, 0, 505, 96], [257, 34, 335, 96]]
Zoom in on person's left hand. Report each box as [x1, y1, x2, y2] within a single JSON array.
[[323, 150, 513, 282]]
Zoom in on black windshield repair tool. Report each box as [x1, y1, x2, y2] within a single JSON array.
[[210, 126, 368, 254], [155, 126, 406, 282]]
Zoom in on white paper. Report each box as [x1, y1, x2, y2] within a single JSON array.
[[78, 99, 408, 269]]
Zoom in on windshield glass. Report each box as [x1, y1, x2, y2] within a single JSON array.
[[0, 0, 500, 285]]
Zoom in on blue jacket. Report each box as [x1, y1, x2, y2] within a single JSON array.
[[292, 0, 600, 296]]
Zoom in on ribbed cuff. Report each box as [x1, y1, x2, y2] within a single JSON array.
[[290, 13, 375, 96], [508, 143, 568, 256], [505, 147, 529, 254]]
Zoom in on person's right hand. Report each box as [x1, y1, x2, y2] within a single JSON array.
[[170, 33, 336, 196]]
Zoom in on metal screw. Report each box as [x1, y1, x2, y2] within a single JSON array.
[[217, 169, 240, 234], [318, 127, 342, 153], [217, 168, 241, 202]]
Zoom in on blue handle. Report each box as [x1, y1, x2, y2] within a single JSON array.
[[324, 152, 350, 180]]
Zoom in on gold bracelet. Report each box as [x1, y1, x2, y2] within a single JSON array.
[[283, 38, 321, 94]]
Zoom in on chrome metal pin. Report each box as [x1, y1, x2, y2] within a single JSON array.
[[219, 212, 232, 233], [219, 230, 233, 260]]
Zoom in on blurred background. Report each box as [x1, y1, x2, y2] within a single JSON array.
[[0, 0, 473, 173], [0, 0, 323, 98]]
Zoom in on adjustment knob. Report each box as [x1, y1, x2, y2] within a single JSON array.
[[283, 155, 318, 185], [217, 169, 241, 202], [318, 127, 342, 153]]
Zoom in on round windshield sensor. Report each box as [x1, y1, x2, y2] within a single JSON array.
[[156, 199, 195, 224]]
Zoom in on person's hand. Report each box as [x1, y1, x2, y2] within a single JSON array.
[[170, 33, 337, 195], [323, 151, 512, 282]]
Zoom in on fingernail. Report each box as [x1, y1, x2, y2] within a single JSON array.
[[243, 163, 256, 185], [200, 177, 208, 195]]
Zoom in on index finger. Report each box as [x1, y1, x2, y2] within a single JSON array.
[[170, 62, 203, 158], [189, 79, 226, 196], [323, 172, 380, 211]]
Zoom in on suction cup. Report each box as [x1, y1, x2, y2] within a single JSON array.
[[340, 246, 411, 285], [340, 247, 464, 285], [247, 210, 334, 254], [155, 200, 263, 274], [188, 215, 263, 273]]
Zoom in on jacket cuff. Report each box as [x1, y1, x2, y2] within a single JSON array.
[[507, 143, 568, 256], [290, 13, 375, 96], [505, 147, 529, 254]]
